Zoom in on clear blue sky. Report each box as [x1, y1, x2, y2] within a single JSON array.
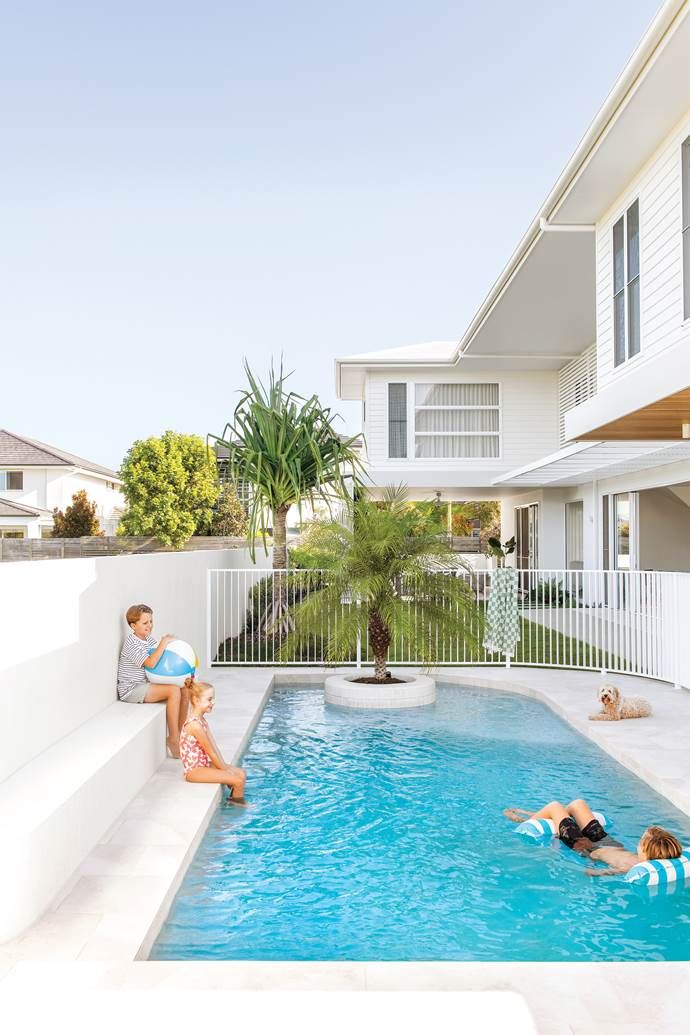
[[1, 0, 661, 470]]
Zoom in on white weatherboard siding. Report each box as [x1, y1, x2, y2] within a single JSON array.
[[363, 368, 559, 487], [596, 108, 690, 392]]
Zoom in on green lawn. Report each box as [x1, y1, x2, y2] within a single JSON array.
[[217, 614, 616, 670]]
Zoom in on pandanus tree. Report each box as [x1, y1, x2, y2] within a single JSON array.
[[282, 486, 483, 681], [210, 360, 362, 627]]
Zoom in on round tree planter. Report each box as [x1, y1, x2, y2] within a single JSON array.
[[324, 673, 436, 710]]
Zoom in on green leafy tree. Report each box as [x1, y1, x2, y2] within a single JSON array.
[[450, 501, 501, 548], [52, 490, 103, 537], [119, 431, 219, 548], [282, 486, 481, 681], [211, 361, 361, 569], [208, 482, 248, 537]]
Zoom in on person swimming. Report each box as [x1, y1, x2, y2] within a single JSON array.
[[504, 798, 682, 876]]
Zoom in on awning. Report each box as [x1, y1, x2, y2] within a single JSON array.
[[493, 440, 690, 487]]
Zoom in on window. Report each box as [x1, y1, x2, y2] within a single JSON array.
[[683, 136, 690, 321], [613, 199, 640, 366], [388, 383, 408, 458], [0, 528, 25, 539], [0, 471, 23, 491], [414, 383, 499, 458]]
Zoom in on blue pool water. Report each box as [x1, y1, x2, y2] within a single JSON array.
[[151, 683, 690, 961]]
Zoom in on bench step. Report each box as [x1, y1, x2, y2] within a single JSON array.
[[0, 702, 166, 941]]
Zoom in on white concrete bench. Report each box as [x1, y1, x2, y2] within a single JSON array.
[[0, 701, 165, 942]]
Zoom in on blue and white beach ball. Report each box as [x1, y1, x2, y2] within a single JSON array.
[[146, 639, 198, 686]]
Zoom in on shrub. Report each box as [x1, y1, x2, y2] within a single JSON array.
[[52, 490, 103, 537], [208, 483, 248, 537]]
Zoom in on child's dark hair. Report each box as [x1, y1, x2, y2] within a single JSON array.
[[126, 603, 152, 626]]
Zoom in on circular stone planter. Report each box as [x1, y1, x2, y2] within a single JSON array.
[[324, 673, 436, 710]]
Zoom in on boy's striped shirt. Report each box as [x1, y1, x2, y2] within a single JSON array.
[[117, 632, 158, 700]]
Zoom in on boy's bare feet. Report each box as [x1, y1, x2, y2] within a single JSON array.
[[225, 795, 248, 807], [167, 737, 180, 759]]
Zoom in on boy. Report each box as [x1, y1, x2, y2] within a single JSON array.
[[117, 603, 189, 758], [504, 798, 683, 876]]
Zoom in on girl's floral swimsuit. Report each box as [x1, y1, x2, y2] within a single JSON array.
[[179, 716, 212, 773]]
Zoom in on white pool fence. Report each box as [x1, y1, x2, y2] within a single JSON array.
[[207, 567, 690, 687]]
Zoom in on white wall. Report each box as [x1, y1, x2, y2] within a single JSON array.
[[596, 107, 690, 392], [0, 547, 269, 783], [363, 366, 560, 487]]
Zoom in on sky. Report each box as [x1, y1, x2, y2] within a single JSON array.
[[1, 0, 662, 471]]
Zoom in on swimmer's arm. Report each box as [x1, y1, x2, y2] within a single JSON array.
[[584, 866, 628, 877]]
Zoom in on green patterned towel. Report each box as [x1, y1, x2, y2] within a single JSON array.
[[483, 567, 520, 657]]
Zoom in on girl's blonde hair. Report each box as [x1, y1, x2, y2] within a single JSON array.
[[184, 677, 213, 707], [639, 826, 682, 860]]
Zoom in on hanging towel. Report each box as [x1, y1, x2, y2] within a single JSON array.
[[483, 567, 520, 657]]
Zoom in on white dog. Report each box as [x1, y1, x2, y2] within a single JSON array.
[[589, 683, 652, 722]]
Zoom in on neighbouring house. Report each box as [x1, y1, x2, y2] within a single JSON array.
[[336, 0, 690, 574], [0, 429, 124, 538]]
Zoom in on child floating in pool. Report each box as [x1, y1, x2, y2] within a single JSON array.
[[179, 678, 247, 805], [504, 798, 682, 876]]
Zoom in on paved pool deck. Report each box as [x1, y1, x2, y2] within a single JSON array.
[[3, 665, 690, 1034]]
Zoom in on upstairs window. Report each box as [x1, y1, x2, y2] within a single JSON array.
[[414, 383, 499, 458], [613, 199, 640, 366], [0, 471, 23, 491], [387, 383, 408, 458], [683, 136, 690, 321]]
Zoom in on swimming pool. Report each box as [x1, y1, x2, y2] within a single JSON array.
[[151, 683, 690, 961]]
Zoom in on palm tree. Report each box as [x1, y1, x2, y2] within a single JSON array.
[[282, 486, 482, 681], [210, 360, 362, 627]]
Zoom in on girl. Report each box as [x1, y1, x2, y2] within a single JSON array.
[[179, 678, 247, 804]]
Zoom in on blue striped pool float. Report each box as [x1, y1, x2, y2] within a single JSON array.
[[624, 852, 690, 886]]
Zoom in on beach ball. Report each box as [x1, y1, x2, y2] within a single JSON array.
[[146, 638, 198, 686]]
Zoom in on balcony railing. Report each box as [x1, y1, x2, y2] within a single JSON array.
[[207, 567, 687, 686], [558, 345, 597, 445]]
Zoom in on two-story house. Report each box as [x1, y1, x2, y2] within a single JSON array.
[[336, 0, 690, 574], [0, 429, 124, 538]]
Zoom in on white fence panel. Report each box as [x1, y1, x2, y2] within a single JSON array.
[[208, 567, 686, 686]]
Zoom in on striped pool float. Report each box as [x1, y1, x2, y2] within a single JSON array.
[[515, 812, 608, 843], [624, 853, 690, 886]]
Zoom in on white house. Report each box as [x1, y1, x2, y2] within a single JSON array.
[[0, 429, 124, 538], [336, 0, 690, 574]]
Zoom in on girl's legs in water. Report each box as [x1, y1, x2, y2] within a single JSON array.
[[185, 764, 247, 804]]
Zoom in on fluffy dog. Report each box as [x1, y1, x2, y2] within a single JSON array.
[[589, 683, 652, 721]]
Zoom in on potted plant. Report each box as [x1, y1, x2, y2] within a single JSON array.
[[281, 486, 482, 708]]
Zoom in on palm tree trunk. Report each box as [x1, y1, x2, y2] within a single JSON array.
[[273, 505, 289, 570], [368, 611, 391, 682], [265, 504, 292, 643]]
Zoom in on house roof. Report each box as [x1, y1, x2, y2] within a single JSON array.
[[0, 496, 50, 519], [336, 0, 690, 394], [0, 430, 120, 480]]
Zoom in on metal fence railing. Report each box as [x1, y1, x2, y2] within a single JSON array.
[[207, 567, 683, 684]]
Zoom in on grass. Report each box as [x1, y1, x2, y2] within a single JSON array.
[[216, 613, 619, 670]]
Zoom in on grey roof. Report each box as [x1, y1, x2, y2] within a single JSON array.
[[0, 429, 120, 480], [0, 496, 47, 518]]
